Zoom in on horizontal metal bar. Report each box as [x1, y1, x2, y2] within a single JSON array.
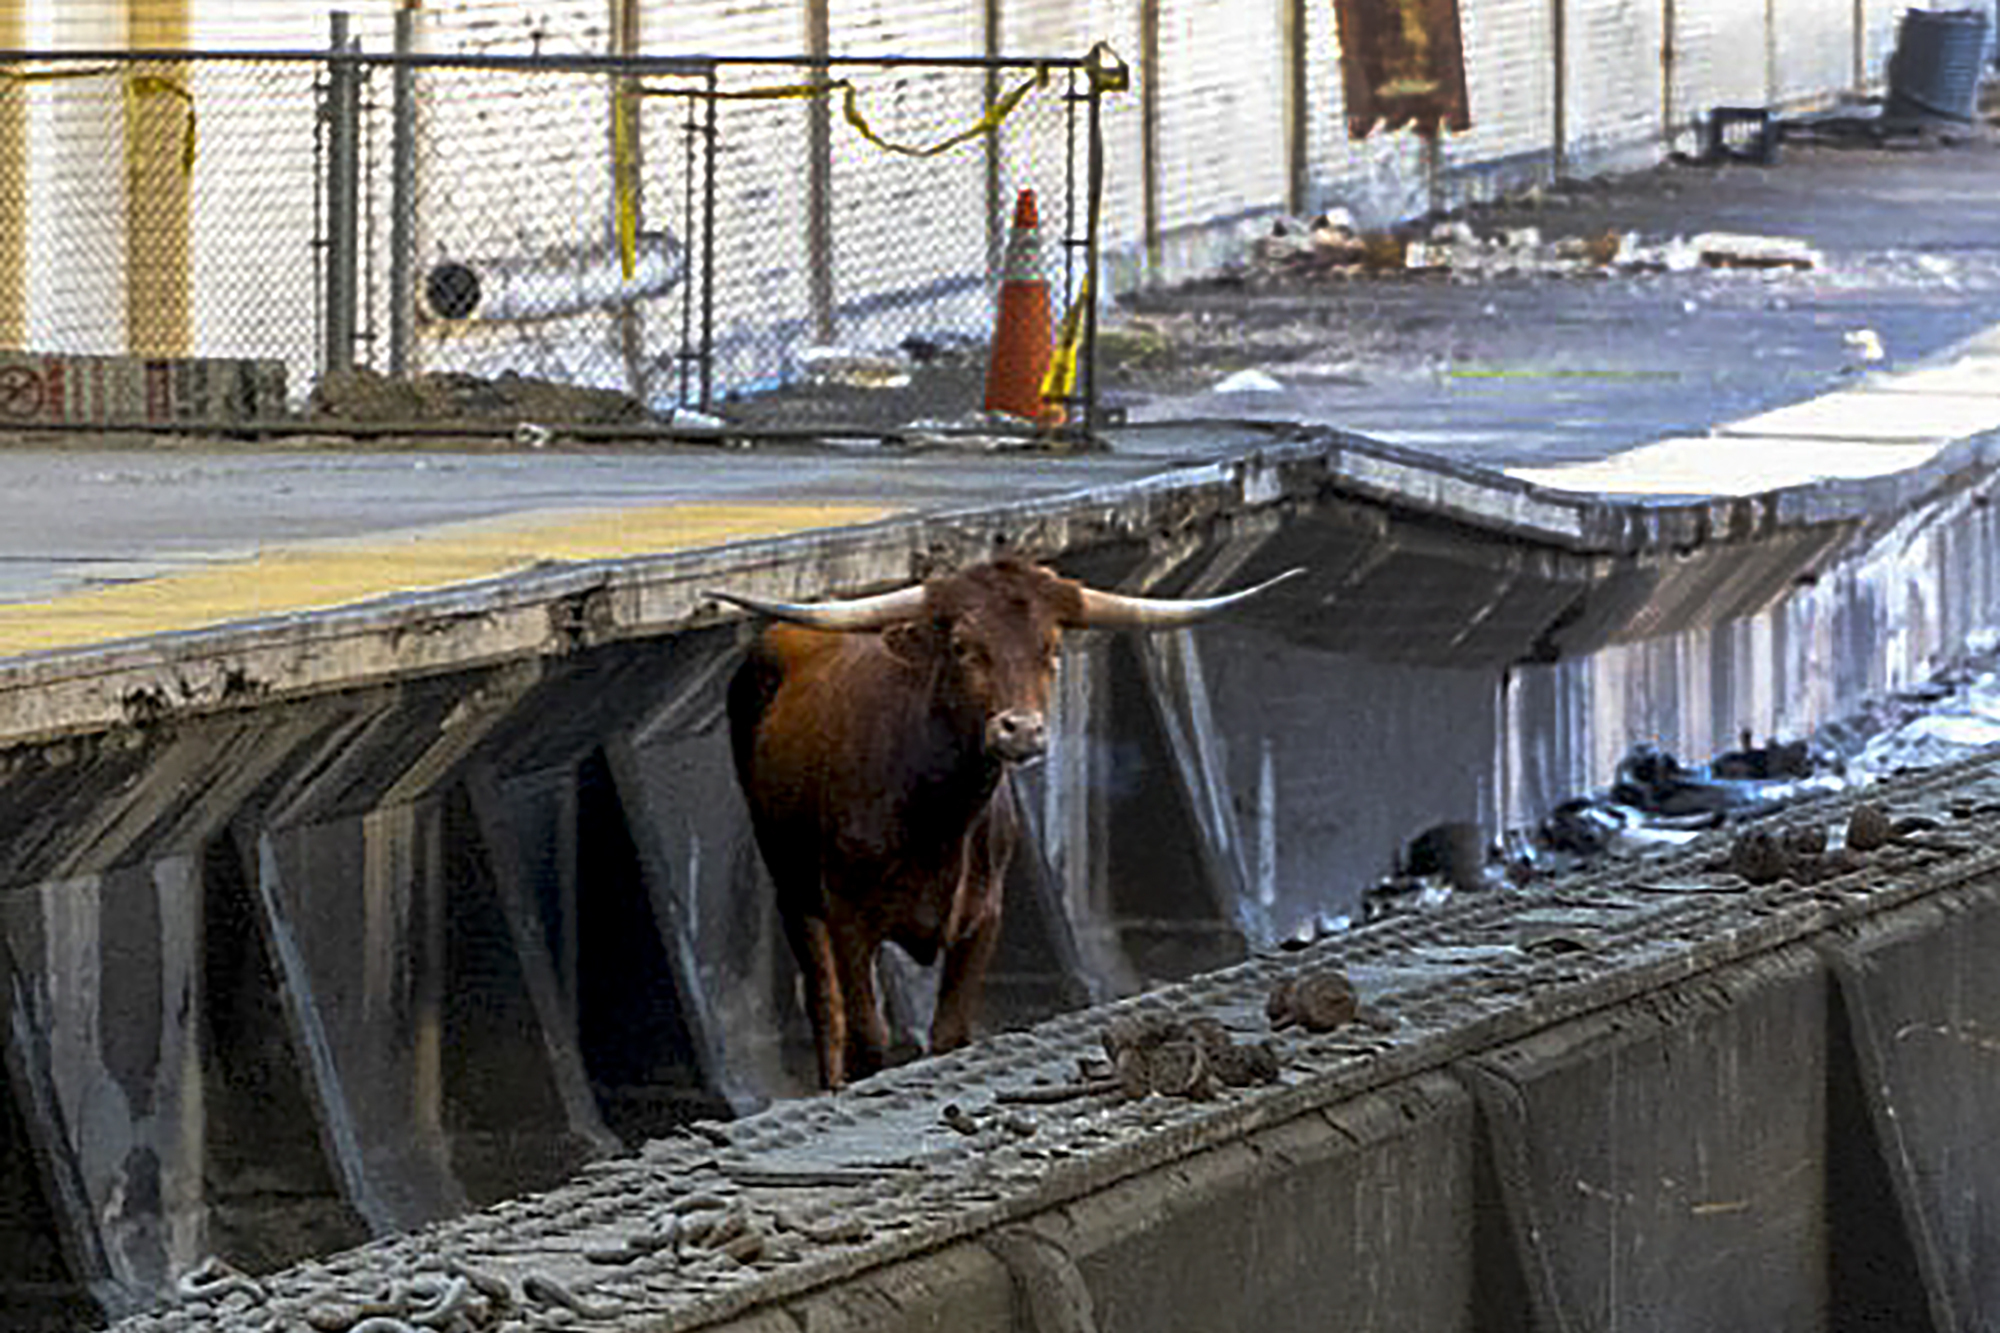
[[0, 47, 1093, 75]]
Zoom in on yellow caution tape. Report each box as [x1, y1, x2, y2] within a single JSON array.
[[0, 65, 196, 172], [1085, 43, 1130, 94], [613, 82, 638, 282], [839, 66, 1047, 159], [1040, 273, 1090, 413], [128, 73, 197, 174], [609, 57, 1096, 285]]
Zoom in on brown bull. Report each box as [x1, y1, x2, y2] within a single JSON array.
[[712, 558, 1299, 1088]]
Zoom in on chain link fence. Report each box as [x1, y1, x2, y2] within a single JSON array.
[[0, 40, 1118, 436]]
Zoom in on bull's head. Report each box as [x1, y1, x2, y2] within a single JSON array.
[[708, 559, 1302, 764]]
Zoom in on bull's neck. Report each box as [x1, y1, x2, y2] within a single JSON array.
[[903, 678, 1004, 823]]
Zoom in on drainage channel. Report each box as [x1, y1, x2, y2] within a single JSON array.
[[109, 750, 2000, 1332], [6, 419, 2000, 1325]]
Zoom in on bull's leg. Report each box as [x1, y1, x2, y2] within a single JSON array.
[[931, 787, 1015, 1054], [788, 914, 848, 1089], [930, 907, 1001, 1053], [828, 915, 892, 1082]]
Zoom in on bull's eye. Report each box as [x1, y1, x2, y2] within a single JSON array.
[[952, 636, 979, 663]]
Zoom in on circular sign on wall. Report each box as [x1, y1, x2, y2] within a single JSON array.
[[425, 262, 483, 321]]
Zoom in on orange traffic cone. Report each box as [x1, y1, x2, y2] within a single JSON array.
[[984, 188, 1054, 422]]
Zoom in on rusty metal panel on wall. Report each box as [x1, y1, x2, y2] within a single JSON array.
[[1330, 0, 1470, 140], [1563, 0, 1664, 163], [1152, 0, 1288, 237], [1301, 0, 1430, 227], [1771, 0, 1853, 107]]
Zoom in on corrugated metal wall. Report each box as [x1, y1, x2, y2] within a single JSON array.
[[413, 0, 1912, 292], [1564, 0, 1663, 168], [1, 0, 1926, 367]]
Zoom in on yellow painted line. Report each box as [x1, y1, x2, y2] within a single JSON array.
[[1509, 437, 1947, 497], [0, 500, 891, 656]]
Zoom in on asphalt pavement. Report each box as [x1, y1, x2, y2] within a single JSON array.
[[8, 132, 2000, 651]]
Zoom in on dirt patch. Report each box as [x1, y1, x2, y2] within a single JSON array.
[[308, 367, 652, 427]]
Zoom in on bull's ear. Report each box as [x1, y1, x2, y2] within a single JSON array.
[[881, 620, 933, 666]]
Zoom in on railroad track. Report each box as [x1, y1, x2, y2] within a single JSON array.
[[113, 750, 2000, 1333]]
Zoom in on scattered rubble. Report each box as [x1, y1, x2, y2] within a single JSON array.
[[1094, 1009, 1282, 1101], [1844, 801, 1895, 853], [1325, 633, 2000, 942], [1266, 968, 1358, 1033], [1230, 212, 1823, 287]]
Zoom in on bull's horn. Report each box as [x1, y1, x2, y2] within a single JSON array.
[[705, 583, 928, 631], [1072, 567, 1305, 629]]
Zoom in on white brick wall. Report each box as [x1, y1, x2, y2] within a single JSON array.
[[1152, 0, 1288, 237], [1772, 0, 1855, 107], [1564, 0, 1664, 167]]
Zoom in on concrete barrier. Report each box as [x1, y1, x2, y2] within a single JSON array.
[[0, 352, 287, 428]]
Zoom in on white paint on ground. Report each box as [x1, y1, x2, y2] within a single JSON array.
[[1511, 330, 2000, 496]]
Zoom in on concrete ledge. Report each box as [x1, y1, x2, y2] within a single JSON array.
[[0, 418, 1990, 747], [0, 352, 286, 427]]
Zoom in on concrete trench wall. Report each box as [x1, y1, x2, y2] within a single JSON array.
[[713, 878, 2000, 1333], [6, 447, 2000, 1320]]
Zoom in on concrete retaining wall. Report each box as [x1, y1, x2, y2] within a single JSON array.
[[701, 879, 2000, 1333], [9, 431, 2000, 1322]]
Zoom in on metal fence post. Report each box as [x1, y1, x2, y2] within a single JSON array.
[[1282, 0, 1309, 217], [805, 0, 836, 346], [1084, 67, 1103, 437], [389, 9, 418, 378], [324, 12, 362, 380]]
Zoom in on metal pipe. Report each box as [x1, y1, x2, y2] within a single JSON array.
[[804, 0, 835, 345], [1084, 69, 1103, 436], [1139, 0, 1161, 278], [983, 0, 1003, 282], [611, 0, 646, 403], [1765, 0, 1778, 106], [388, 8, 417, 377], [1661, 0, 1677, 152], [700, 72, 718, 410], [1282, 0, 1308, 217], [1851, 0, 1866, 90], [1550, 0, 1567, 179], [0, 0, 22, 347], [323, 12, 361, 379], [0, 48, 1092, 73]]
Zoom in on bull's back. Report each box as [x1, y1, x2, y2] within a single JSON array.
[[726, 625, 890, 813]]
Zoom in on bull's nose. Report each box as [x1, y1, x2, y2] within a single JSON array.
[[988, 708, 1048, 762]]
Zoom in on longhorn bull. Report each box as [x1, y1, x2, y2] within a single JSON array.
[[712, 558, 1299, 1088]]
